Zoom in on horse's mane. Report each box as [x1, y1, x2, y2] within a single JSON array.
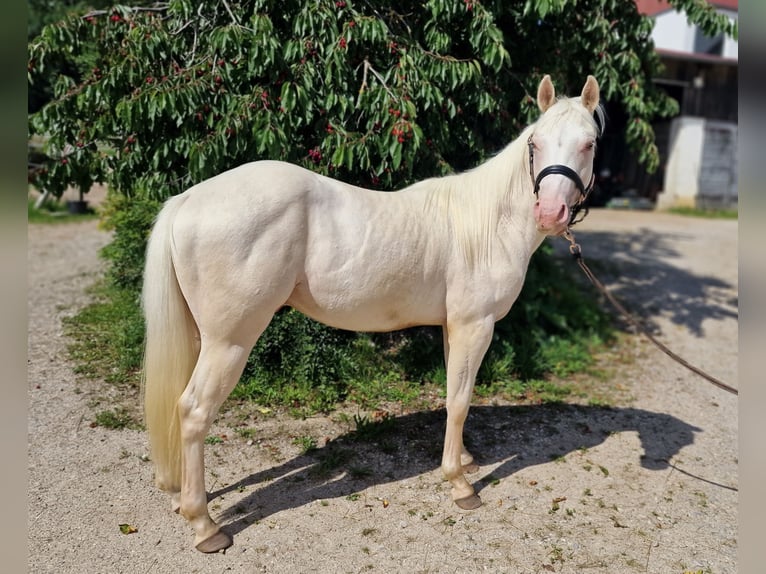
[[418, 97, 604, 267]]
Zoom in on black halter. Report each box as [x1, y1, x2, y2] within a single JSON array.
[[527, 135, 595, 227]]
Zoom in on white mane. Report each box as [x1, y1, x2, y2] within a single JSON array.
[[416, 97, 603, 267]]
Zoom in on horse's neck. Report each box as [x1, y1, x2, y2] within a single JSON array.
[[462, 140, 544, 264], [497, 187, 546, 267]]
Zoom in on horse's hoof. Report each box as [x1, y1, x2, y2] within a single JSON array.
[[195, 531, 233, 553], [454, 493, 482, 510], [462, 462, 480, 474]]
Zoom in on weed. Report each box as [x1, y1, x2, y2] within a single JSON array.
[[235, 427, 258, 440], [204, 435, 223, 445], [352, 412, 396, 442], [93, 408, 136, 430], [292, 435, 318, 454], [693, 490, 709, 508], [346, 493, 361, 502], [549, 545, 565, 563]]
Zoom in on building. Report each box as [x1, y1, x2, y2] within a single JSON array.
[[599, 1, 738, 210]]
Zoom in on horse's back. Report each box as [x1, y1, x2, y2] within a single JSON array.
[[165, 160, 451, 332]]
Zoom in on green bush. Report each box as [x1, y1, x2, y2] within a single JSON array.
[[99, 194, 162, 291]]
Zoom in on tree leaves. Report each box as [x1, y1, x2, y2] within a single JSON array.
[[28, 0, 736, 200]]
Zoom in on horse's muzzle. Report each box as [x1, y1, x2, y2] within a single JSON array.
[[534, 199, 570, 235]]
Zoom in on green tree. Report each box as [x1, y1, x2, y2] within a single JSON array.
[[28, 0, 736, 197]]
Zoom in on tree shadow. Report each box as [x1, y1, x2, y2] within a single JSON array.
[[549, 226, 737, 337], [211, 403, 701, 540]]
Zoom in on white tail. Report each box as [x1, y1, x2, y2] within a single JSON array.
[[142, 194, 199, 492]]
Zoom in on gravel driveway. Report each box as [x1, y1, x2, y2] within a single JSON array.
[[28, 208, 737, 573]]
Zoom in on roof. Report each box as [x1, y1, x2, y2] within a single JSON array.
[[635, 0, 738, 16]]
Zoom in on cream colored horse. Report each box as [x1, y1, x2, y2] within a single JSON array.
[[143, 74, 603, 552]]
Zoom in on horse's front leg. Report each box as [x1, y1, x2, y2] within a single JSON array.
[[441, 317, 494, 510], [442, 325, 480, 476]]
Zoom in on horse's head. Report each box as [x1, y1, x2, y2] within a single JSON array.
[[529, 74, 602, 236]]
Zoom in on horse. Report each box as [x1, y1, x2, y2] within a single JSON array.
[[142, 74, 604, 552]]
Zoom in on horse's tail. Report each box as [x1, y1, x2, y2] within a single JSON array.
[[141, 194, 198, 493]]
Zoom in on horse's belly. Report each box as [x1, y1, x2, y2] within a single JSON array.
[[286, 282, 443, 332]]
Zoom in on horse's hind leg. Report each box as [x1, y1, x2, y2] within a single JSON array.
[[177, 337, 256, 553]]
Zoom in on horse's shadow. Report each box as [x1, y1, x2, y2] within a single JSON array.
[[212, 403, 701, 538], [550, 225, 738, 337]]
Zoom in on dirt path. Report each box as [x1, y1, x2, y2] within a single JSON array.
[[27, 209, 738, 573]]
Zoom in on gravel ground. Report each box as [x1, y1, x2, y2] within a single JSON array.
[[27, 208, 738, 573]]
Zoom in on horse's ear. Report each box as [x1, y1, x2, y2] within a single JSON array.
[[580, 75, 600, 114], [537, 75, 556, 113]]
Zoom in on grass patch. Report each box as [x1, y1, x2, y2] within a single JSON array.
[[28, 197, 99, 223], [351, 412, 397, 442], [475, 378, 573, 404], [292, 435, 318, 454], [667, 206, 737, 219], [93, 407, 139, 429], [64, 280, 144, 388]]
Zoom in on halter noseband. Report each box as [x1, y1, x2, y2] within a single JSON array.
[[527, 134, 597, 227]]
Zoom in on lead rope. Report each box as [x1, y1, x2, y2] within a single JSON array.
[[562, 230, 738, 396]]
